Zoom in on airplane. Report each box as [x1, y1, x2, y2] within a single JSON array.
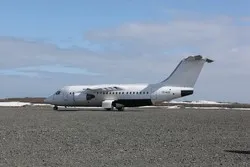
[[44, 55, 213, 111]]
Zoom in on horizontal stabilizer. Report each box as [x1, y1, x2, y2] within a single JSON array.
[[185, 55, 214, 63]]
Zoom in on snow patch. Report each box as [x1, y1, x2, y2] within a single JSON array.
[[139, 106, 159, 108], [186, 107, 229, 110], [233, 108, 250, 111], [0, 102, 52, 107], [186, 107, 250, 110], [0, 102, 31, 107], [139, 105, 181, 109], [32, 103, 53, 107], [167, 100, 229, 105], [164, 106, 181, 109]]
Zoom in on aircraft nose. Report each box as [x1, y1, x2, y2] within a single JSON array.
[[44, 95, 53, 104]]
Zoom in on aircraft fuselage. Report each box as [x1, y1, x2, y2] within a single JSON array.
[[45, 84, 193, 108]]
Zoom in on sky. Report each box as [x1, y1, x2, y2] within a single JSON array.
[[0, 0, 250, 103]]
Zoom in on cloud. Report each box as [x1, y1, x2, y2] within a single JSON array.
[[0, 69, 39, 77], [0, 36, 173, 82], [1, 14, 250, 102], [241, 17, 250, 22], [85, 16, 250, 53], [84, 16, 250, 103], [0, 64, 101, 78], [0, 37, 174, 98], [85, 16, 250, 66], [0, 36, 99, 68]]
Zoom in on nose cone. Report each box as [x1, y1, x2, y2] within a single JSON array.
[[44, 95, 53, 104]]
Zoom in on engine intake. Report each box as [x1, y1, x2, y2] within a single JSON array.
[[86, 94, 95, 100], [74, 93, 95, 101]]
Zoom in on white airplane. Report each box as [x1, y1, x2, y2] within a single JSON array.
[[44, 55, 213, 111]]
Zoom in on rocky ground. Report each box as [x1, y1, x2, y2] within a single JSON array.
[[0, 106, 249, 167], [1, 97, 250, 108]]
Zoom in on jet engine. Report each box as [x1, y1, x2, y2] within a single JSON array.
[[74, 93, 95, 101]]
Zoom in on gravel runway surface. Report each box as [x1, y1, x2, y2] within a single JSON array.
[[0, 106, 249, 167]]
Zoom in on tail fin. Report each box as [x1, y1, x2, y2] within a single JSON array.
[[160, 55, 213, 87]]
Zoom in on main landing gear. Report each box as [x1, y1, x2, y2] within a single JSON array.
[[116, 106, 124, 111], [105, 106, 124, 111]]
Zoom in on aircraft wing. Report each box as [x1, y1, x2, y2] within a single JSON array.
[[82, 86, 124, 93]]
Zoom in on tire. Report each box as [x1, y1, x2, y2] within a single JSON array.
[[53, 106, 58, 110], [116, 107, 124, 111], [105, 106, 114, 111]]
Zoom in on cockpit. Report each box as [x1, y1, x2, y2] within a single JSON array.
[[44, 89, 64, 105], [55, 90, 61, 95]]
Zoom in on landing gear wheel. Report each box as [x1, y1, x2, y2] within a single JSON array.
[[53, 105, 58, 110], [116, 107, 124, 111], [105, 106, 114, 111]]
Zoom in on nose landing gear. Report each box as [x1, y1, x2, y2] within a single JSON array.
[[53, 105, 58, 110]]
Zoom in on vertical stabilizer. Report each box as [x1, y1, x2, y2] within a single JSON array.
[[160, 55, 213, 88]]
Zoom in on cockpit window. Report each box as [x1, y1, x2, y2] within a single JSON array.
[[55, 91, 61, 95]]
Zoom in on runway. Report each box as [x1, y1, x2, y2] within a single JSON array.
[[0, 106, 249, 167]]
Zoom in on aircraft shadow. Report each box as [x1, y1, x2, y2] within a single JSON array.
[[56, 109, 80, 112], [56, 108, 143, 112], [224, 150, 250, 155]]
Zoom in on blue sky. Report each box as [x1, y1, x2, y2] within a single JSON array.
[[0, 0, 250, 102], [1, 0, 249, 43]]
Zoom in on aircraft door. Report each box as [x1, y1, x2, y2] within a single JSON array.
[[63, 92, 68, 101], [69, 92, 76, 105], [72, 92, 75, 102], [63, 92, 76, 105]]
